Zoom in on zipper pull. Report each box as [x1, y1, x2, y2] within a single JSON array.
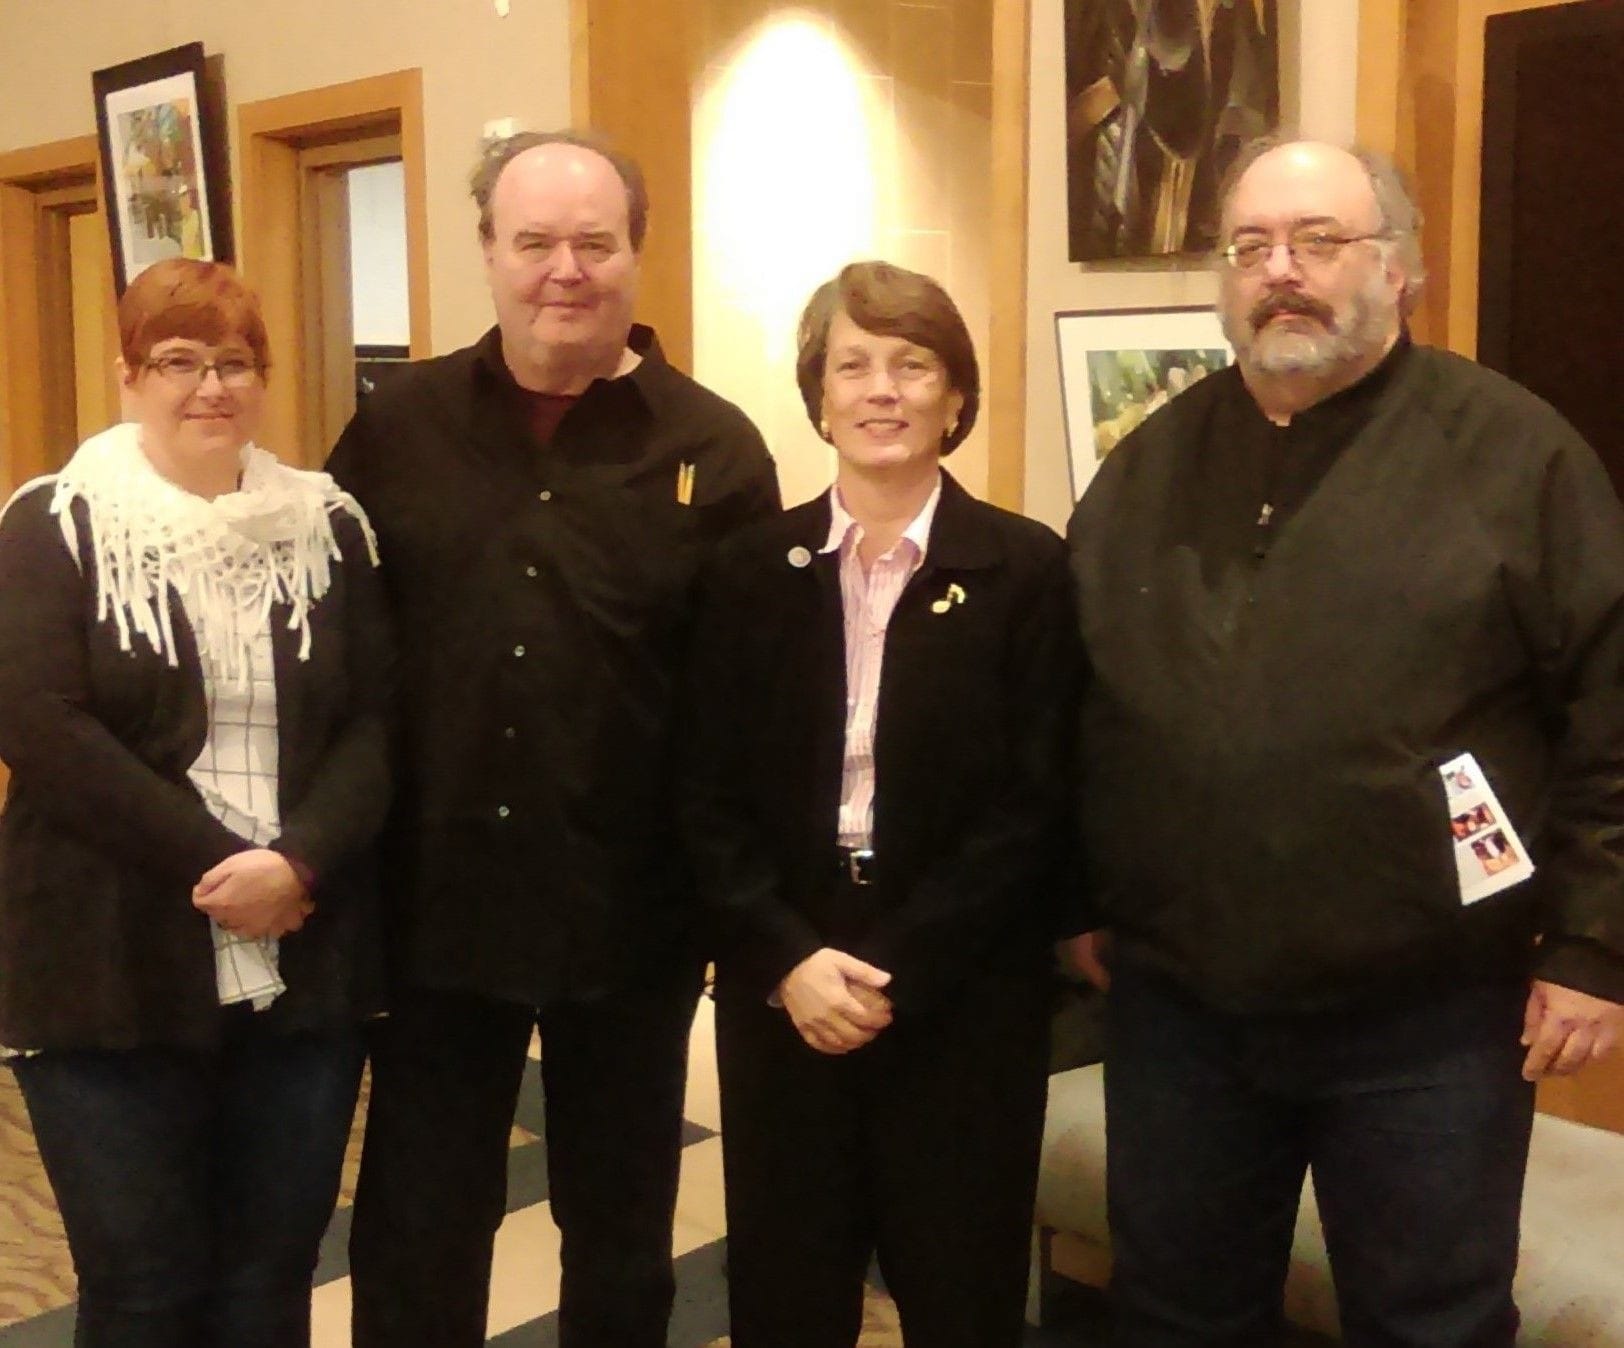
[[1253, 502, 1274, 561]]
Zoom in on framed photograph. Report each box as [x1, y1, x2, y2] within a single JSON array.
[[1063, 0, 1279, 261], [93, 42, 231, 293], [1057, 304, 1233, 498]]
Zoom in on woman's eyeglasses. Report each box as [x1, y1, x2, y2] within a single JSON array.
[[144, 353, 263, 389]]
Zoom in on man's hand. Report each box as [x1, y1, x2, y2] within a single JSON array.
[[778, 948, 893, 1055], [1060, 929, 1113, 992], [193, 850, 313, 941], [1520, 979, 1624, 1080]]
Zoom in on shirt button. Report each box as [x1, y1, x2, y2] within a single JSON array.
[[525, 565, 538, 578], [538, 490, 553, 502], [504, 726, 517, 739], [496, 805, 510, 819], [513, 644, 526, 657]]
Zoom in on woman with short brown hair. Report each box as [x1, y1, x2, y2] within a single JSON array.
[[686, 260, 1080, 1345]]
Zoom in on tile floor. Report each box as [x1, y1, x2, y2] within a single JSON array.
[[0, 996, 1153, 1346]]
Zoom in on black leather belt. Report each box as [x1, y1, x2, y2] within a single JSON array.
[[837, 846, 876, 886]]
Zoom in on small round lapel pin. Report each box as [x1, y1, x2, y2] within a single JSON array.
[[787, 546, 812, 568]]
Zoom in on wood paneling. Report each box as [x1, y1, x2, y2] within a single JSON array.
[[0, 135, 111, 800], [988, 0, 1030, 510], [1356, 0, 1409, 158], [68, 209, 118, 441], [575, 2, 695, 373], [0, 134, 101, 490], [300, 159, 359, 458], [1355, 0, 1582, 356], [1538, 1057, 1624, 1136], [32, 180, 102, 468]]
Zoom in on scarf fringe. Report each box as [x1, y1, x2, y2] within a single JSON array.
[[5, 423, 377, 689]]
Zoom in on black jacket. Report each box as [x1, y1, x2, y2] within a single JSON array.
[[1069, 342, 1624, 1013], [0, 487, 391, 1051], [327, 326, 780, 1004], [684, 473, 1081, 1013]]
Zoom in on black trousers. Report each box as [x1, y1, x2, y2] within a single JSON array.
[[715, 962, 1050, 1348], [349, 972, 700, 1348]]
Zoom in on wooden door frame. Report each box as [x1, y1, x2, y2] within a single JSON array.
[[237, 69, 430, 463], [0, 135, 104, 489]]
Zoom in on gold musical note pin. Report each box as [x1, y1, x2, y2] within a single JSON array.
[[930, 583, 967, 614]]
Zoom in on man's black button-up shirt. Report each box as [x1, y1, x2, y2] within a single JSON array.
[[328, 324, 780, 1005]]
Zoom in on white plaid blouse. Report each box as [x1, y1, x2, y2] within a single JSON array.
[[186, 616, 286, 1010]]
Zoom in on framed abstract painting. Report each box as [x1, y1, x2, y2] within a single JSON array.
[[93, 42, 231, 293]]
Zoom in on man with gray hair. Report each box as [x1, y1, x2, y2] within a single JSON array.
[[1067, 138, 1624, 1344], [329, 130, 778, 1347]]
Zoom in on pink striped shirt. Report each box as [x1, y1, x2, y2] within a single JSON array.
[[821, 476, 943, 849]]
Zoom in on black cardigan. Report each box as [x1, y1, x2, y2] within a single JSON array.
[[0, 484, 393, 1050]]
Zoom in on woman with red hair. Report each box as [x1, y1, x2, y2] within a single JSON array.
[[0, 257, 391, 1347]]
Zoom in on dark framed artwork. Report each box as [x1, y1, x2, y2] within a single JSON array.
[[1056, 304, 1232, 497], [1479, 0, 1624, 501], [93, 42, 232, 293], [1064, 0, 1279, 262]]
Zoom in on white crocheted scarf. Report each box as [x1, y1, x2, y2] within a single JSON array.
[[1, 422, 378, 688]]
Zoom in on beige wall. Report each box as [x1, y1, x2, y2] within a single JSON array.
[[691, 0, 994, 508], [1021, 0, 1362, 530], [0, 0, 573, 356]]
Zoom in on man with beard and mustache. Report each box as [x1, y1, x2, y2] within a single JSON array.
[[1065, 138, 1624, 1346]]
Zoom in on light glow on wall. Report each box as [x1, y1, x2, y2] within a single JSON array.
[[694, 11, 883, 505], [698, 13, 878, 334]]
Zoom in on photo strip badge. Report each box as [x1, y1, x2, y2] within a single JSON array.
[[1440, 752, 1535, 905]]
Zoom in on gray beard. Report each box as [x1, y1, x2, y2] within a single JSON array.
[[1246, 322, 1365, 377], [1222, 274, 1396, 380]]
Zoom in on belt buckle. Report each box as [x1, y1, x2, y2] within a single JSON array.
[[846, 848, 875, 886]]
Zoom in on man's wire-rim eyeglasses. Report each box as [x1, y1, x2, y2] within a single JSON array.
[[1221, 230, 1390, 272]]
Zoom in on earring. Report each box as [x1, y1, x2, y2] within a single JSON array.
[[946, 417, 959, 436], [818, 419, 831, 441]]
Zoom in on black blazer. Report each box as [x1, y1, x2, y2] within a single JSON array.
[[683, 472, 1080, 1013], [0, 486, 392, 1051]]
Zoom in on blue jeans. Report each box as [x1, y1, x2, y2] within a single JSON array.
[[1104, 964, 1534, 1348], [13, 1012, 363, 1348]]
